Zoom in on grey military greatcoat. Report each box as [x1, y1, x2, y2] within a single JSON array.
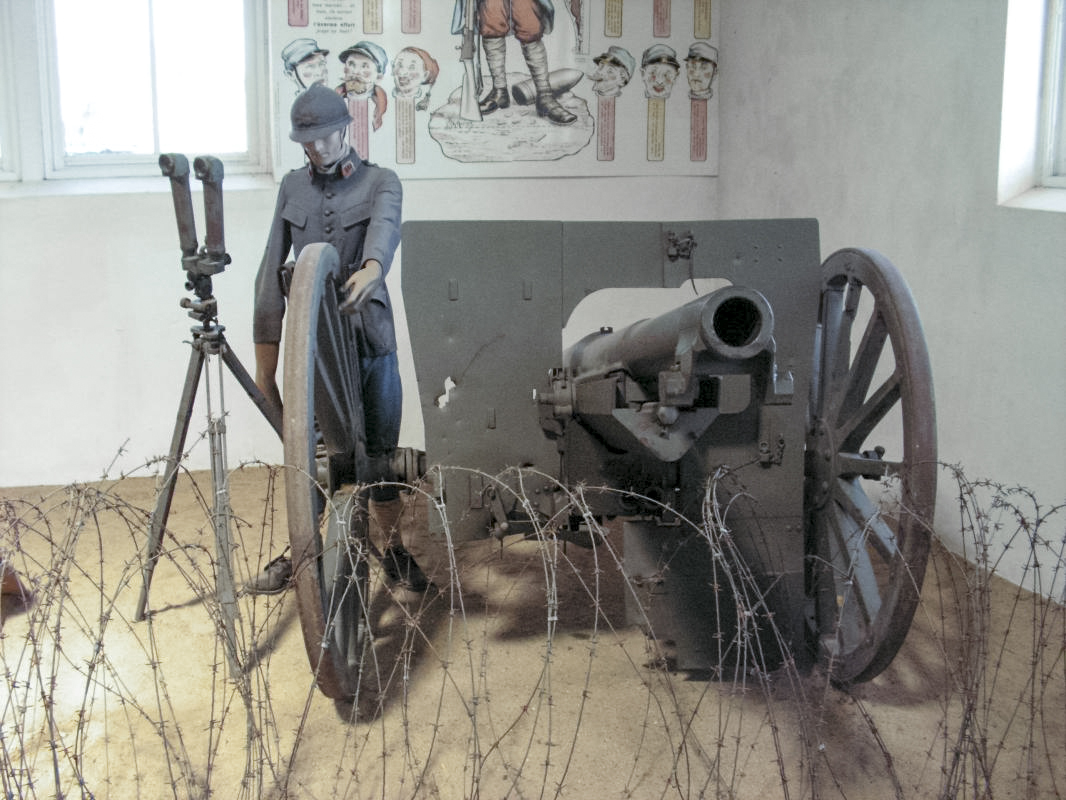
[[252, 156, 402, 358]]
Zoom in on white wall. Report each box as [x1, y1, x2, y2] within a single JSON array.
[[3, 0, 1063, 588], [717, 0, 1066, 563], [0, 176, 717, 488]]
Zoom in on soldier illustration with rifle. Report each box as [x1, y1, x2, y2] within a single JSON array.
[[246, 83, 429, 595], [453, 0, 577, 125]]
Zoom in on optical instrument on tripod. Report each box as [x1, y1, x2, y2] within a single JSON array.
[[135, 154, 282, 646]]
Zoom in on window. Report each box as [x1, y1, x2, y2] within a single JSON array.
[[0, 2, 18, 181], [0, 0, 269, 182], [999, 0, 1066, 209], [1041, 0, 1066, 186]]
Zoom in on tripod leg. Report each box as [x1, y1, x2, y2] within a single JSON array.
[[206, 360, 243, 676], [219, 340, 283, 438], [135, 344, 205, 622]]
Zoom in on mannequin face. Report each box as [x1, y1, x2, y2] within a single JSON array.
[[303, 128, 347, 171]]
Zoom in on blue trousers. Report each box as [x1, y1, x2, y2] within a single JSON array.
[[361, 350, 402, 502]]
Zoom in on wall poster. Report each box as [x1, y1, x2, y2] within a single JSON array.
[[271, 0, 718, 179]]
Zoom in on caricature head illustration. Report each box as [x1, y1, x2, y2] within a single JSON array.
[[591, 45, 634, 98], [641, 44, 680, 99], [339, 41, 388, 98], [392, 46, 439, 109], [685, 42, 719, 100], [281, 38, 329, 90]]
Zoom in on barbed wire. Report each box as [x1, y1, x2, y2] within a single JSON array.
[[0, 459, 1062, 798]]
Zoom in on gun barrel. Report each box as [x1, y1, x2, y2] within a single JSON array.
[[565, 285, 775, 382]]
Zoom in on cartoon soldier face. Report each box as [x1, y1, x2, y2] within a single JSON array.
[[282, 38, 330, 90], [343, 53, 380, 95], [392, 50, 428, 97], [642, 61, 679, 98], [685, 43, 719, 100], [295, 53, 329, 89], [641, 44, 681, 99], [592, 60, 630, 97]]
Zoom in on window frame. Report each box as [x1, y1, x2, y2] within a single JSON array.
[[1, 0, 271, 183], [998, 0, 1066, 211], [0, 1, 20, 181], [1040, 0, 1066, 187]]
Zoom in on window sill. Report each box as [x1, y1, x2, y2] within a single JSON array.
[[999, 186, 1066, 213], [0, 172, 276, 200]]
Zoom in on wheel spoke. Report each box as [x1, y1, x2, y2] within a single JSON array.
[[843, 275, 862, 317], [835, 308, 888, 426], [834, 476, 899, 563], [314, 286, 358, 454], [820, 285, 854, 392], [830, 486, 882, 608], [314, 351, 354, 452], [837, 369, 902, 454], [826, 502, 871, 644]]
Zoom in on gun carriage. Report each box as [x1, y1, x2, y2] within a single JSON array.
[[400, 220, 935, 690], [144, 171, 936, 699]]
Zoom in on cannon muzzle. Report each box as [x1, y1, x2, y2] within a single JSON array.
[[564, 286, 775, 383], [541, 285, 784, 462]]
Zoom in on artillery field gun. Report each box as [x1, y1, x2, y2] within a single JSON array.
[[401, 220, 935, 689], [143, 183, 936, 699]]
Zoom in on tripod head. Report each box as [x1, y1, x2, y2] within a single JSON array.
[[160, 153, 234, 323]]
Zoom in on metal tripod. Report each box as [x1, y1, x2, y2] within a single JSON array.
[[134, 156, 282, 675]]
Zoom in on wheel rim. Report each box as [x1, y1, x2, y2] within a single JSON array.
[[283, 242, 370, 700], [805, 248, 937, 685]]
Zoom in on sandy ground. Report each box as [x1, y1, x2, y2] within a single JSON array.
[[0, 465, 1063, 799]]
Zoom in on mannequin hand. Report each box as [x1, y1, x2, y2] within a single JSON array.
[[339, 260, 382, 314]]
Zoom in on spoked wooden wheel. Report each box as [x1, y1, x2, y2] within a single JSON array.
[[805, 248, 937, 685], [283, 242, 370, 700]]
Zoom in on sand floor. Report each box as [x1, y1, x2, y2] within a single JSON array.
[[0, 465, 1063, 799]]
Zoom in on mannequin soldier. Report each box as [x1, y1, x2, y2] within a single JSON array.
[[452, 0, 577, 125], [248, 84, 427, 594]]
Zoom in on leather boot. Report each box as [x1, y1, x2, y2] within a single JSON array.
[[380, 544, 428, 592], [479, 37, 510, 114], [244, 553, 292, 595], [521, 40, 576, 125], [370, 498, 429, 592], [479, 87, 510, 114]]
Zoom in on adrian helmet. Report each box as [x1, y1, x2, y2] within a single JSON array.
[[289, 83, 352, 142]]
